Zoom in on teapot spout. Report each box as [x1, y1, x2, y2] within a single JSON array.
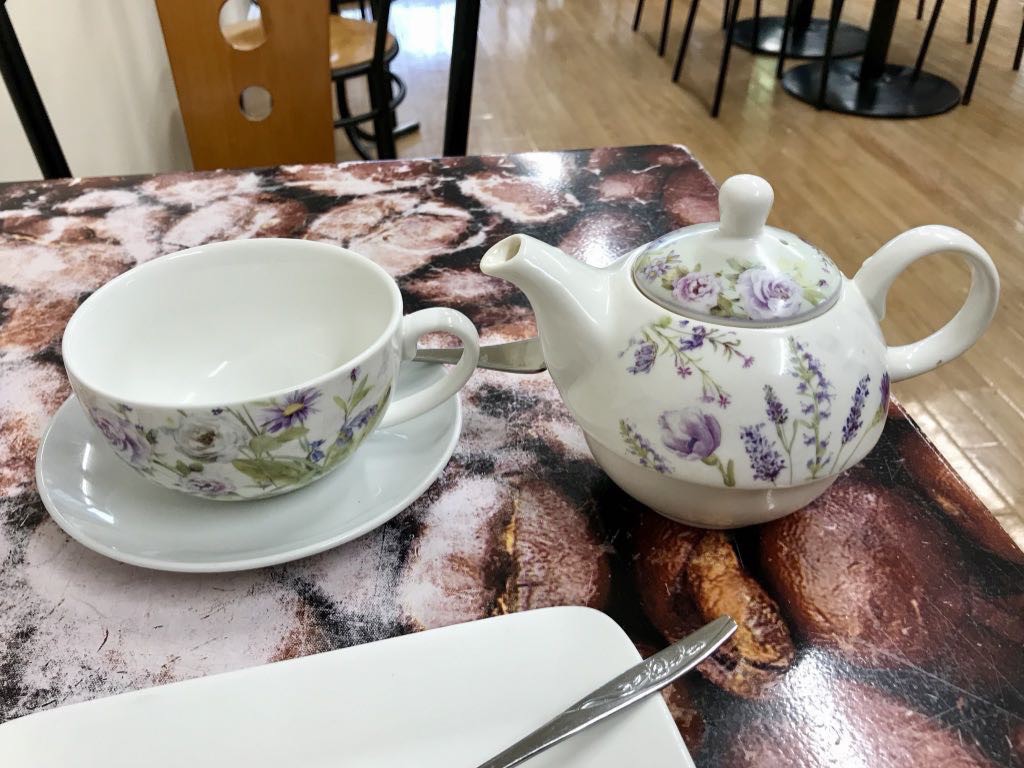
[[480, 235, 608, 381]]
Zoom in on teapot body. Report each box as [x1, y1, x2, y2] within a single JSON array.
[[546, 255, 891, 526], [481, 175, 999, 529]]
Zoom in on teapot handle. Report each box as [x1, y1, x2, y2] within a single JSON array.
[[852, 225, 999, 383]]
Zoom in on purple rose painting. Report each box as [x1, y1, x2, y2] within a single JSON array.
[[737, 268, 803, 321], [88, 407, 151, 466], [672, 272, 721, 312]]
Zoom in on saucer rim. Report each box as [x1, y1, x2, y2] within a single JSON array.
[[35, 390, 461, 573]]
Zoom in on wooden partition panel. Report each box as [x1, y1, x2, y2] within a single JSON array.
[[155, 0, 333, 170]]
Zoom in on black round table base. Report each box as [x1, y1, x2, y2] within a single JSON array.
[[781, 59, 961, 118], [732, 17, 867, 58]]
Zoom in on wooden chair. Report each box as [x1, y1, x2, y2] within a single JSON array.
[[155, 0, 334, 170], [329, 0, 418, 160]]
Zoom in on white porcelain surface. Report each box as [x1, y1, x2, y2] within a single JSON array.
[[0, 607, 693, 768], [587, 435, 836, 529], [61, 238, 480, 499], [480, 175, 999, 528], [35, 363, 461, 573]]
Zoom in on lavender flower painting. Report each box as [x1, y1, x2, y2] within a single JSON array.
[[788, 337, 834, 478], [759, 384, 798, 484], [619, 420, 670, 474], [833, 371, 890, 472], [740, 424, 786, 482], [620, 316, 754, 408], [875, 372, 891, 426], [841, 374, 872, 446], [734, 338, 838, 484]]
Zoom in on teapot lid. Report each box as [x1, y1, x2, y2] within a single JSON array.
[[631, 175, 841, 326]]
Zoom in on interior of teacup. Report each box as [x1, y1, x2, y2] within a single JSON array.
[[63, 239, 400, 407]]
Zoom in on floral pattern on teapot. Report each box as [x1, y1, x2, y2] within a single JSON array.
[[632, 235, 842, 323], [620, 317, 754, 406], [618, 327, 890, 487]]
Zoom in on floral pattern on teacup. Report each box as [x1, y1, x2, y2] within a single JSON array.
[[77, 359, 394, 500]]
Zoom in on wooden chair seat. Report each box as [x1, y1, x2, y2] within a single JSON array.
[[329, 15, 397, 72], [221, 18, 267, 51], [220, 16, 396, 74]]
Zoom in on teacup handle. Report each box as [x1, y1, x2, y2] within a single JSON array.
[[380, 307, 481, 428], [852, 225, 999, 383]]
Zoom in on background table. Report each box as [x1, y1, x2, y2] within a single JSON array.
[[782, 0, 961, 116], [732, 0, 867, 58], [0, 146, 1021, 765]]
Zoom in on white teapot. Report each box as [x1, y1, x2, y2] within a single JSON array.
[[479, 175, 999, 528]]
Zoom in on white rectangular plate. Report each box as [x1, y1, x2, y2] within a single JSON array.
[[0, 606, 693, 767]]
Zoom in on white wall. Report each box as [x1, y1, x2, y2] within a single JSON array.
[[0, 0, 192, 183]]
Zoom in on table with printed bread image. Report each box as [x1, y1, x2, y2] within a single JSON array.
[[0, 146, 1021, 765]]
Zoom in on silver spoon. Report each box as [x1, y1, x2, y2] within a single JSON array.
[[473, 615, 737, 768], [414, 337, 546, 373]]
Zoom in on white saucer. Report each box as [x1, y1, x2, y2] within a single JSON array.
[[35, 363, 461, 573]]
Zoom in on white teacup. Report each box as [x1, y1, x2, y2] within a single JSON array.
[[61, 239, 480, 500]]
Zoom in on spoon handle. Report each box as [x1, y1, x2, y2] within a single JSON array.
[[413, 337, 547, 373], [473, 616, 737, 768]]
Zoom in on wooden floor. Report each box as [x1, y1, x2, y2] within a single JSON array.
[[336, 0, 1024, 546]]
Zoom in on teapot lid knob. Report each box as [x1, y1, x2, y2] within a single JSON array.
[[718, 175, 774, 238]]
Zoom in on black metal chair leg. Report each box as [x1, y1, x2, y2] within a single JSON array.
[[962, 0, 998, 104], [658, 0, 674, 56], [393, 120, 420, 138], [335, 79, 373, 160], [1014, 12, 1024, 70], [913, 0, 944, 78], [673, 0, 702, 81], [721, 0, 729, 29], [816, 0, 844, 109], [776, 0, 797, 77], [967, 0, 977, 42], [711, 0, 741, 117], [916, 0, 925, 19], [633, 0, 645, 30], [752, 0, 762, 50], [369, 68, 396, 159]]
